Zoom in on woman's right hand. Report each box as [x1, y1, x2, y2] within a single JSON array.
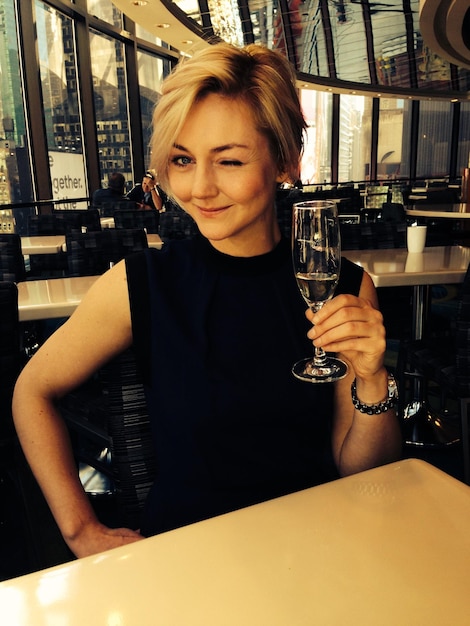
[[67, 520, 144, 558]]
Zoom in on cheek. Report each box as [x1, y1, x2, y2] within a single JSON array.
[[168, 172, 190, 200]]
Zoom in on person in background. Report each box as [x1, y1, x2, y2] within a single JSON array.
[[13, 43, 402, 559], [126, 170, 163, 211], [91, 172, 126, 206]]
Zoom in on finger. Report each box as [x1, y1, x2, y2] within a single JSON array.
[[309, 294, 374, 326]]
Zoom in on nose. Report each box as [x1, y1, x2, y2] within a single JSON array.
[[191, 163, 218, 199]]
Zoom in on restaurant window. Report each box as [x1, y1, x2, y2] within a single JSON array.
[[89, 28, 132, 189], [338, 93, 369, 183], [415, 100, 452, 179], [377, 97, 409, 180], [0, 0, 33, 209], [136, 49, 167, 166], [457, 101, 470, 176], [135, 24, 163, 46], [300, 89, 332, 184], [36, 1, 87, 204], [86, 0, 123, 28]]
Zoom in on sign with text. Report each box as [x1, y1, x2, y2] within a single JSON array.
[[48, 151, 88, 208]]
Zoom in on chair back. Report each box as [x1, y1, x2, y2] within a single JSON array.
[[0, 234, 26, 282], [95, 200, 137, 217], [158, 208, 199, 240], [381, 202, 406, 222], [456, 264, 470, 394], [66, 228, 148, 276], [53, 209, 102, 233], [114, 209, 160, 234], [28, 210, 101, 235], [60, 346, 156, 529], [102, 348, 156, 528], [340, 221, 406, 250], [0, 282, 21, 441]]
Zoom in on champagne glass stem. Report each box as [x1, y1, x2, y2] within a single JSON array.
[[313, 345, 328, 367]]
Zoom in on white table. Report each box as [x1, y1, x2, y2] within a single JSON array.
[[100, 216, 115, 228], [17, 275, 100, 321], [406, 203, 470, 219], [17, 234, 162, 322], [1, 459, 469, 625], [343, 245, 470, 338], [20, 235, 65, 255], [21, 233, 162, 254], [145, 233, 163, 249]]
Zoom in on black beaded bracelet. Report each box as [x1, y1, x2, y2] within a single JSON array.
[[351, 376, 398, 415]]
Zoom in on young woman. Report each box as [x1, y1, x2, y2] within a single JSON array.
[[13, 43, 401, 558]]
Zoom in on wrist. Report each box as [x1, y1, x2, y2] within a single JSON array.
[[351, 371, 398, 415]]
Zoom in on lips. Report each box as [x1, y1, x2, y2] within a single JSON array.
[[196, 205, 229, 216]]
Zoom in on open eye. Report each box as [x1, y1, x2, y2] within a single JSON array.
[[170, 155, 193, 167]]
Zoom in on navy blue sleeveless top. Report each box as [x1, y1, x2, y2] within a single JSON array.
[[126, 235, 363, 535]]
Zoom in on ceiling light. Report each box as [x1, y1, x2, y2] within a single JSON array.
[[132, 1, 148, 5], [155, 23, 171, 29]]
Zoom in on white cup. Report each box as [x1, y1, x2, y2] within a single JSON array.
[[405, 253, 424, 273], [407, 225, 427, 253]]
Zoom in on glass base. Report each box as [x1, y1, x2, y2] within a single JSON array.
[[292, 356, 348, 383]]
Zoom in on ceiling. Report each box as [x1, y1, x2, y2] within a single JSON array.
[[113, 0, 470, 99]]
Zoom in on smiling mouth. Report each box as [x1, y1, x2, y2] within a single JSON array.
[[197, 206, 229, 216]]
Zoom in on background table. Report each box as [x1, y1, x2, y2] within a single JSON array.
[[17, 275, 99, 321], [1, 459, 469, 625], [406, 203, 470, 219], [21, 233, 162, 255], [343, 245, 470, 339], [20, 235, 65, 255]]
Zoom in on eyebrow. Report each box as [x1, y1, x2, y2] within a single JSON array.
[[172, 142, 250, 153]]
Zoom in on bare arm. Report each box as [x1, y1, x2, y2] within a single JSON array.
[[12, 261, 143, 557], [306, 271, 402, 476]]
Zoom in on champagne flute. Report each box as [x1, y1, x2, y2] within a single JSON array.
[[292, 200, 348, 383]]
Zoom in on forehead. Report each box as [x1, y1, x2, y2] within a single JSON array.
[[180, 94, 259, 141]]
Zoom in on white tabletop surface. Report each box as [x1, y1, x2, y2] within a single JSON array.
[[20, 235, 65, 254], [343, 245, 470, 287], [1, 459, 469, 626], [17, 275, 100, 321], [406, 203, 470, 218], [17, 237, 161, 321], [21, 233, 162, 255], [146, 233, 163, 249]]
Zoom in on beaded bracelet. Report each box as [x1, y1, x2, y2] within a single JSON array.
[[351, 375, 398, 415]]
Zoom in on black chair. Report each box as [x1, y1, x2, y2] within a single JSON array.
[[114, 209, 160, 234], [0, 282, 22, 443], [94, 200, 137, 217], [415, 188, 460, 205], [340, 221, 407, 250], [61, 347, 156, 529], [53, 209, 102, 233], [27, 211, 101, 278], [0, 234, 26, 282], [381, 202, 406, 222], [65, 228, 148, 276], [158, 208, 199, 240], [397, 262, 470, 483], [28, 209, 101, 235], [0, 282, 69, 578], [0, 281, 28, 580]]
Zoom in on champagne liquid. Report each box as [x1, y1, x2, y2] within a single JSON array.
[[296, 272, 338, 306]]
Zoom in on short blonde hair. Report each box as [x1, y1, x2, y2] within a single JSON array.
[[150, 43, 306, 193]]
